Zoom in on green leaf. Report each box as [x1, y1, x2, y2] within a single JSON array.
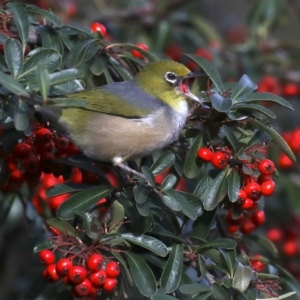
[[46, 183, 89, 196], [193, 292, 214, 300], [245, 234, 278, 257], [150, 224, 185, 243], [109, 201, 125, 233], [141, 166, 155, 186], [161, 174, 177, 191], [222, 125, 239, 151], [62, 23, 94, 37], [49, 69, 83, 86], [0, 70, 29, 97], [160, 244, 183, 293], [39, 25, 64, 54], [179, 192, 203, 216], [89, 55, 105, 75], [151, 151, 175, 175], [122, 233, 168, 257], [184, 54, 225, 93], [7, 3, 29, 49], [232, 74, 257, 102], [235, 92, 293, 110], [65, 39, 98, 68], [36, 64, 49, 100], [232, 263, 252, 292], [180, 283, 211, 295], [134, 185, 150, 204], [111, 252, 134, 287], [212, 282, 231, 300], [228, 170, 241, 203], [0, 193, 15, 226], [184, 134, 203, 178], [4, 39, 23, 78], [26, 5, 62, 27], [233, 103, 276, 119], [161, 195, 181, 211], [56, 185, 112, 219], [220, 249, 236, 278], [151, 294, 177, 300], [14, 100, 29, 131], [194, 173, 213, 197], [201, 167, 229, 210], [47, 218, 76, 236], [125, 252, 157, 297], [33, 240, 55, 252], [20, 49, 61, 77], [108, 56, 133, 80], [211, 94, 232, 112], [192, 209, 216, 239], [199, 238, 236, 250], [253, 120, 296, 162], [164, 189, 198, 220], [116, 43, 159, 62]]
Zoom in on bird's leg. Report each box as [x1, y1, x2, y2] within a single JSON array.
[[113, 157, 147, 181]]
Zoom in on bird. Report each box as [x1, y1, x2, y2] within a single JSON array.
[[37, 60, 202, 174]]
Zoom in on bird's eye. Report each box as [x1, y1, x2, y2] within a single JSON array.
[[164, 72, 177, 84]]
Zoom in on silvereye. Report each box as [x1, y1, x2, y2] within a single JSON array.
[[39, 60, 201, 168]]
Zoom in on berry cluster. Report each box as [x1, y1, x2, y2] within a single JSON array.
[[197, 147, 276, 234], [39, 249, 119, 298]]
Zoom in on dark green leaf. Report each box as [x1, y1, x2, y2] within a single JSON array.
[[112, 252, 134, 287], [134, 185, 150, 204], [212, 282, 231, 300], [141, 166, 155, 186], [222, 125, 239, 151], [150, 224, 185, 243], [228, 170, 241, 203], [89, 56, 104, 75], [211, 94, 232, 112], [36, 64, 49, 100], [118, 43, 159, 62], [7, 3, 29, 47], [62, 23, 94, 37], [122, 233, 168, 257], [151, 294, 177, 300], [233, 103, 276, 119], [180, 283, 211, 295], [161, 174, 177, 191], [39, 25, 64, 54], [47, 218, 76, 236], [164, 189, 198, 220], [232, 74, 257, 102], [194, 173, 213, 197], [245, 234, 278, 257], [65, 39, 98, 68], [125, 252, 157, 297], [160, 244, 183, 293], [4, 39, 23, 78], [161, 195, 181, 211], [199, 238, 236, 250], [236, 92, 293, 110], [179, 192, 203, 216], [151, 151, 175, 175], [0, 129, 24, 145], [109, 200, 125, 233], [192, 209, 216, 239], [23, 276, 47, 300], [57, 185, 112, 219], [193, 291, 214, 300], [220, 249, 236, 278], [20, 49, 61, 77], [0, 193, 15, 226], [26, 5, 62, 27], [49, 69, 84, 86], [99, 233, 124, 245], [83, 212, 93, 231], [232, 263, 252, 292], [184, 134, 203, 178], [253, 120, 296, 162], [108, 56, 133, 80], [14, 100, 29, 131], [184, 54, 225, 93], [0, 70, 29, 97], [201, 167, 229, 210], [33, 240, 55, 252], [46, 183, 89, 196]]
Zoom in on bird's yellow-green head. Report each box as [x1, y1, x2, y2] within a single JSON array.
[[135, 60, 200, 111]]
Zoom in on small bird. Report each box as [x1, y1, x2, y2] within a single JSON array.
[[38, 60, 201, 171]]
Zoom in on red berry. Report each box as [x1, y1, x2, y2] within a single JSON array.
[[282, 240, 298, 256], [197, 147, 213, 162], [240, 220, 256, 234], [266, 227, 283, 243], [195, 47, 213, 61], [90, 22, 106, 36], [165, 44, 183, 61], [67, 143, 81, 156], [55, 137, 70, 153], [226, 210, 243, 225], [105, 261, 120, 278], [258, 159, 275, 175], [283, 83, 300, 98], [23, 156, 41, 175], [74, 278, 92, 296], [5, 154, 18, 171], [66, 2, 77, 17], [261, 180, 275, 197], [87, 253, 104, 272], [250, 256, 265, 272], [40, 152, 55, 174], [13, 143, 31, 160], [257, 75, 282, 95], [10, 169, 25, 185], [251, 210, 265, 226], [237, 189, 247, 203], [36, 141, 53, 154], [278, 153, 295, 169], [39, 249, 55, 265], [240, 198, 253, 210], [131, 43, 148, 59], [89, 269, 107, 287], [103, 278, 118, 292], [35, 128, 52, 144], [257, 173, 272, 185], [211, 151, 228, 169], [227, 225, 238, 233], [43, 264, 60, 282], [244, 182, 261, 200], [56, 258, 72, 277], [68, 266, 87, 284], [48, 194, 70, 212]]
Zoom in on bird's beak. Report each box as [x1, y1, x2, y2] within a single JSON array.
[[179, 72, 202, 103]]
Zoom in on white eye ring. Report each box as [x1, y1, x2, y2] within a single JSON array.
[[164, 72, 177, 84]]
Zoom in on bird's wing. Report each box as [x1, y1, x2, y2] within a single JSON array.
[[66, 81, 165, 118]]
